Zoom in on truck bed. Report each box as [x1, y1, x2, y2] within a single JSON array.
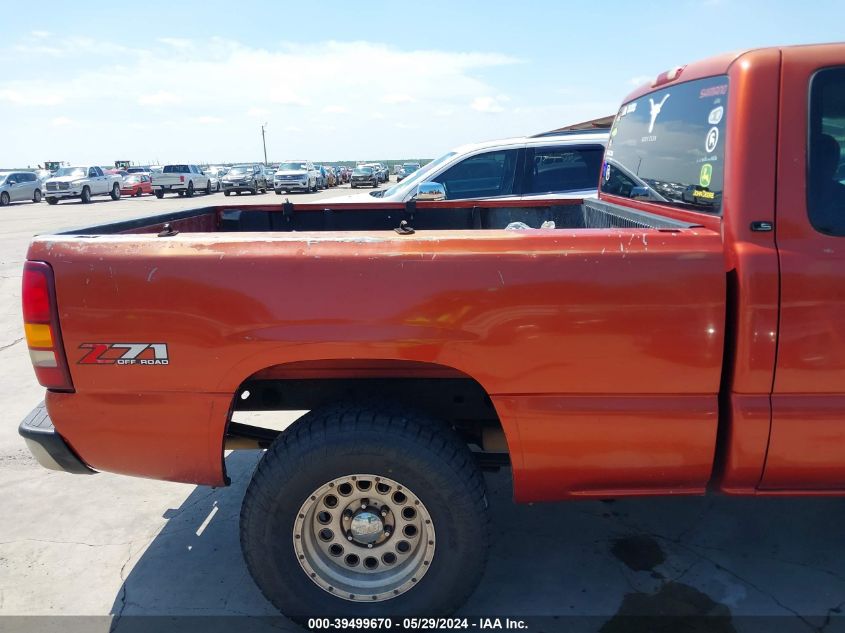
[[54, 197, 699, 236], [30, 196, 725, 499]]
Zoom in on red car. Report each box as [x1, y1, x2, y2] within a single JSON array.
[[120, 174, 153, 197]]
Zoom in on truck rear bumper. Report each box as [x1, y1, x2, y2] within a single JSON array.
[[19, 402, 95, 474]]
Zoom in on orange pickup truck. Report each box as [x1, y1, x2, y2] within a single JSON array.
[[18, 43, 845, 619]]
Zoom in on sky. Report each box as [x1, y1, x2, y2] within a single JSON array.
[[1, 0, 843, 167]]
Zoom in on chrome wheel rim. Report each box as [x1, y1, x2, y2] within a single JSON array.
[[293, 474, 435, 602]]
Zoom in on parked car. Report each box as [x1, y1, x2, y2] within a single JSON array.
[[222, 164, 268, 196], [349, 165, 379, 188], [34, 169, 53, 185], [265, 167, 276, 185], [325, 166, 337, 188], [313, 165, 328, 190], [203, 167, 226, 192], [0, 171, 42, 206], [327, 131, 607, 204], [397, 162, 421, 182], [337, 166, 350, 183], [120, 174, 153, 197], [43, 165, 122, 205], [151, 164, 212, 198], [274, 161, 318, 194]]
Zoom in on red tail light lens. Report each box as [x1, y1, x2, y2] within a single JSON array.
[[22, 261, 74, 392], [22, 266, 50, 322], [179, 175, 185, 183]]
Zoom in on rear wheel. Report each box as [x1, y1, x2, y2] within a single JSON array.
[[110, 183, 121, 200], [80, 186, 92, 204], [186, 181, 195, 198], [205, 180, 212, 195], [240, 402, 489, 622], [0, 192, 8, 206], [155, 190, 165, 199], [33, 189, 42, 203]]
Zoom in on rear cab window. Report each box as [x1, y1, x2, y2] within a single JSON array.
[[807, 67, 845, 236], [601, 76, 729, 214]]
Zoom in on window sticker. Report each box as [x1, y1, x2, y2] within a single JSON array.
[[705, 127, 719, 153]]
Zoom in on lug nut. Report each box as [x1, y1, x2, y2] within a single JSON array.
[[347, 535, 353, 541]]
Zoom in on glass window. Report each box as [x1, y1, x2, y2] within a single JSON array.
[[433, 150, 518, 200], [808, 67, 845, 236], [524, 146, 604, 194], [601, 76, 729, 214]]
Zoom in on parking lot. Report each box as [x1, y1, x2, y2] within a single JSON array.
[[2, 185, 845, 632]]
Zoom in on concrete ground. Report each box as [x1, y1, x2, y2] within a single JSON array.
[[1, 183, 845, 632]]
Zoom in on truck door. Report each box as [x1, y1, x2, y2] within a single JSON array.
[[762, 47, 845, 489]]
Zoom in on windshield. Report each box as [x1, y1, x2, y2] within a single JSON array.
[[125, 175, 141, 183], [228, 166, 250, 175], [54, 167, 87, 177], [403, 163, 420, 170], [279, 162, 308, 170], [601, 76, 728, 214], [353, 167, 373, 174], [378, 153, 455, 198]]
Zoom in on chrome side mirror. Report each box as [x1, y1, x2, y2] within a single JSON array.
[[416, 182, 446, 201]]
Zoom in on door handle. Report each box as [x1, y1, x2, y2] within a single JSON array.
[[750, 221, 773, 232]]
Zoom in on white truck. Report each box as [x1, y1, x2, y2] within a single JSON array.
[[43, 166, 122, 205], [151, 164, 212, 198]]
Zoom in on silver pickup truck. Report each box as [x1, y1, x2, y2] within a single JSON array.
[[151, 164, 212, 198], [43, 166, 122, 205]]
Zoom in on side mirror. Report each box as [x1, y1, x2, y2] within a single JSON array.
[[416, 182, 446, 201]]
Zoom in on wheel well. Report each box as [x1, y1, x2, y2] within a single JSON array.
[[225, 361, 510, 468]]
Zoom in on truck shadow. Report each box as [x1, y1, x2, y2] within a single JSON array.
[[111, 452, 845, 631]]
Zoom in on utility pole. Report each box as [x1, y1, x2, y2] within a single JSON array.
[[261, 122, 268, 166]]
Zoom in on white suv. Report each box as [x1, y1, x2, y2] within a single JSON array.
[[325, 131, 607, 204]]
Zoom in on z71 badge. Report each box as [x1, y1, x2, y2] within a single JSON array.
[[78, 343, 169, 366]]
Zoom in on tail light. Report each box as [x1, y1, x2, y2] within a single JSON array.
[[22, 261, 74, 391], [179, 175, 185, 183]]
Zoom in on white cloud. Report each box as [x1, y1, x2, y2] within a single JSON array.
[[0, 88, 64, 106], [0, 36, 552, 164], [51, 116, 74, 126], [381, 93, 414, 104], [159, 37, 193, 49], [628, 75, 653, 87], [471, 95, 509, 113], [30, 30, 50, 39], [138, 91, 183, 106]]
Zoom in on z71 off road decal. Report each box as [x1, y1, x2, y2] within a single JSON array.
[[78, 343, 169, 366]]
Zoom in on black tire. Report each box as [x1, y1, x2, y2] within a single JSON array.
[[33, 189, 42, 203], [275, 189, 282, 195], [134, 188, 142, 197], [186, 181, 195, 198], [206, 180, 212, 195], [240, 402, 488, 622], [224, 190, 231, 196], [351, 185, 357, 189], [46, 197, 58, 205], [155, 190, 165, 199], [217, 182, 221, 192], [0, 191, 8, 206], [110, 183, 121, 200], [80, 186, 92, 204]]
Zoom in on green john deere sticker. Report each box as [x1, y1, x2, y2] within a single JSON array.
[[699, 163, 713, 188]]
